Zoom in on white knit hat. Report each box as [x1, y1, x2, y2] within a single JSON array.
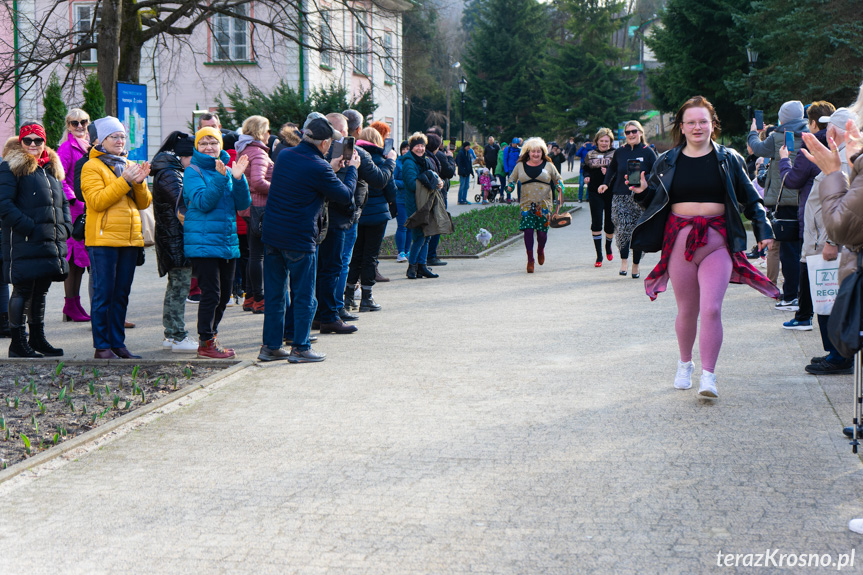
[[94, 116, 126, 143]]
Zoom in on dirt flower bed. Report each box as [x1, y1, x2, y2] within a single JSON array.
[[0, 361, 223, 469]]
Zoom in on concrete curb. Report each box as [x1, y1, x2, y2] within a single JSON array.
[[380, 204, 582, 260], [0, 359, 254, 484]]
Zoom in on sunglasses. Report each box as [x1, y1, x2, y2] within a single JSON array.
[[69, 120, 89, 128], [21, 137, 45, 146], [624, 129, 640, 135]]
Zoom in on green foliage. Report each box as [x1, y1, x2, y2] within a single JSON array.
[[215, 81, 377, 132], [42, 73, 68, 149], [739, 0, 863, 119], [82, 73, 106, 121], [646, 0, 751, 134], [539, 0, 637, 140], [461, 0, 550, 141]]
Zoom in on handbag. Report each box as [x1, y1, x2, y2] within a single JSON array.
[[768, 174, 799, 242], [140, 205, 156, 246], [828, 252, 863, 358], [550, 191, 571, 228], [72, 211, 86, 241], [806, 254, 840, 315]]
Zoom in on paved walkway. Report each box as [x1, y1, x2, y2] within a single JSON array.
[[1, 205, 862, 574]]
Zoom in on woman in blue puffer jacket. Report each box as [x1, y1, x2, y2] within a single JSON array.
[[183, 127, 251, 358], [394, 140, 411, 262], [346, 127, 397, 312]]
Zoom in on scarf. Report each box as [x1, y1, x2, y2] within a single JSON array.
[[95, 145, 129, 177]]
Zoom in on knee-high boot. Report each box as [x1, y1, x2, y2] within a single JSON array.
[[28, 290, 63, 356], [8, 292, 41, 358]]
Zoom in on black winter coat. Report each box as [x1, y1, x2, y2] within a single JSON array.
[[151, 151, 190, 276], [0, 139, 71, 285], [332, 145, 394, 230], [357, 143, 397, 226], [631, 141, 773, 254]]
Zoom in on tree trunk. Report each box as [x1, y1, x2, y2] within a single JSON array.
[[117, 0, 142, 84], [97, 0, 123, 117]]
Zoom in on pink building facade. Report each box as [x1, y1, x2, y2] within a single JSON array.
[[2, 0, 409, 157]]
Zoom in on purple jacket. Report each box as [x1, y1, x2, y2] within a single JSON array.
[[778, 128, 826, 235]]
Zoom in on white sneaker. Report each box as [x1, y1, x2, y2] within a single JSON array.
[[162, 337, 176, 349], [698, 371, 718, 398], [396, 252, 408, 263], [674, 360, 694, 390], [171, 336, 199, 353], [849, 518, 863, 534]]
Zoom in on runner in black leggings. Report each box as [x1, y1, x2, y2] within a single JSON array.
[[583, 128, 616, 267]]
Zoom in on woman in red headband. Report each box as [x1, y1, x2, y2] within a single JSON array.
[[0, 122, 72, 357]]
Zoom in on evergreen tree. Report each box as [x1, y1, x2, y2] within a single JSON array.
[[403, 0, 448, 134], [538, 0, 637, 141], [82, 73, 105, 121], [738, 0, 863, 119], [645, 0, 750, 134], [42, 73, 67, 149], [461, 0, 550, 141]]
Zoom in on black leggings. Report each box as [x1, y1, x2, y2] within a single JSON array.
[[347, 221, 388, 288], [588, 189, 614, 234], [192, 257, 236, 340]]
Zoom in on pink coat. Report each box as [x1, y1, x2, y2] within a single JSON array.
[[240, 141, 274, 210], [56, 132, 90, 267]]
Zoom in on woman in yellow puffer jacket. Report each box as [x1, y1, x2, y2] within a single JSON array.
[[81, 117, 151, 359]]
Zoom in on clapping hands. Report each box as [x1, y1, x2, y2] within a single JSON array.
[[122, 161, 151, 184]]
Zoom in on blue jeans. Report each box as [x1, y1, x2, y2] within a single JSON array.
[[263, 246, 317, 351], [336, 222, 358, 309], [90, 246, 138, 349], [578, 170, 586, 200], [458, 176, 471, 203], [395, 201, 411, 255], [315, 226, 346, 324], [409, 229, 430, 265]]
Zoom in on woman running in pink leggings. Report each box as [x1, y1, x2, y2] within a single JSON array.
[[629, 96, 780, 399]]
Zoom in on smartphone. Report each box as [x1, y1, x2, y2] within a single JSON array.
[[382, 138, 393, 157], [342, 136, 355, 161], [449, 139, 456, 151], [754, 109, 764, 130], [330, 140, 343, 161], [626, 159, 642, 187], [785, 131, 794, 152]]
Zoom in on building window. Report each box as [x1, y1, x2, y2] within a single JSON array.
[[212, 4, 251, 62], [353, 13, 369, 76], [74, 3, 100, 64], [383, 32, 394, 82], [320, 11, 333, 68]]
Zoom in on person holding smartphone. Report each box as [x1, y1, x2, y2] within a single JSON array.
[[597, 120, 656, 277], [629, 96, 778, 399]]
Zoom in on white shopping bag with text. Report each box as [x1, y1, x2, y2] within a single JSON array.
[[806, 254, 840, 315]]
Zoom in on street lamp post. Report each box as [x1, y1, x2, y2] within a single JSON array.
[[458, 76, 467, 144], [482, 98, 487, 141], [746, 44, 758, 121]]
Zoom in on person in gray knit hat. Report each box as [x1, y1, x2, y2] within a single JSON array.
[[747, 100, 810, 310]]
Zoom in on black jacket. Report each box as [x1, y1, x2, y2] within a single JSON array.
[[357, 142, 397, 226], [433, 150, 456, 191], [151, 151, 190, 276], [455, 148, 474, 177], [631, 141, 773, 254], [0, 140, 71, 285], [332, 144, 394, 230], [603, 143, 657, 196], [483, 143, 500, 170]]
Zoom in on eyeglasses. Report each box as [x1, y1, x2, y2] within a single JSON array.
[[69, 120, 89, 128], [106, 134, 127, 141], [683, 120, 712, 129], [21, 137, 45, 146], [624, 129, 640, 135]]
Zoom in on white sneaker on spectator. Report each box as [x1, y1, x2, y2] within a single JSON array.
[[162, 338, 176, 349], [698, 371, 718, 398], [396, 252, 408, 263], [172, 336, 199, 353], [675, 360, 694, 389]]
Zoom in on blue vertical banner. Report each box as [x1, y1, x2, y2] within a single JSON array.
[[116, 82, 148, 161]]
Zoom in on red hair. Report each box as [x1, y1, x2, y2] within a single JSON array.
[[370, 121, 391, 140]]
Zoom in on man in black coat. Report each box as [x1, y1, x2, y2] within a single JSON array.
[[483, 137, 500, 174]]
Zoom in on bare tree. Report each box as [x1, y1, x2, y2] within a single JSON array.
[[0, 0, 405, 118]]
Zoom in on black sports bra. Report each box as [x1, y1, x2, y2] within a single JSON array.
[[668, 150, 725, 204]]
